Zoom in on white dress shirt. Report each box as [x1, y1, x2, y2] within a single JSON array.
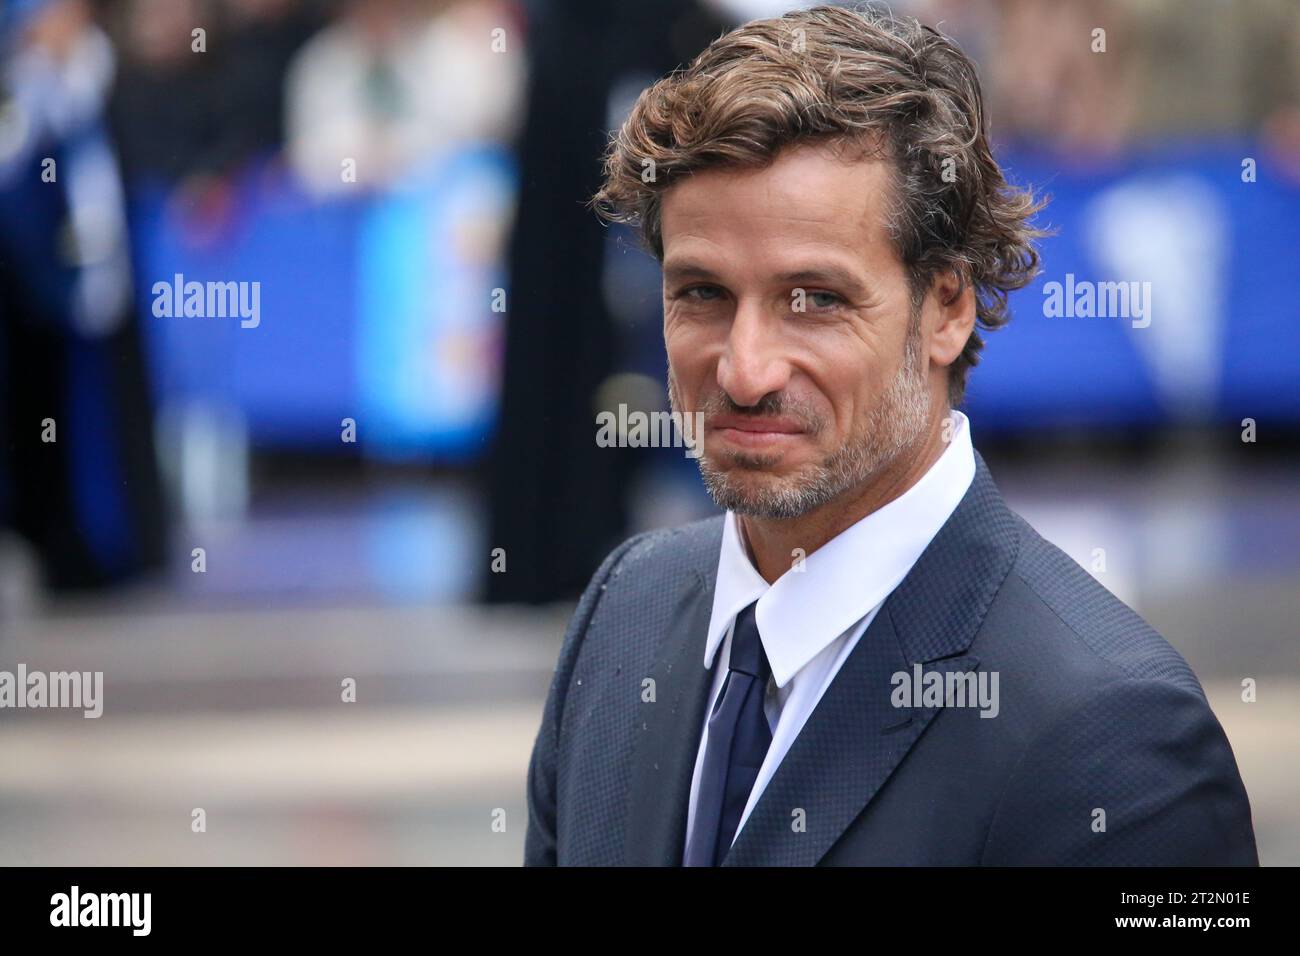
[[682, 410, 977, 861]]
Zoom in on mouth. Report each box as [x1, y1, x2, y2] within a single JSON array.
[[708, 414, 807, 450]]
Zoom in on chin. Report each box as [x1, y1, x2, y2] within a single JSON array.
[[707, 444, 809, 471], [700, 460, 828, 517]]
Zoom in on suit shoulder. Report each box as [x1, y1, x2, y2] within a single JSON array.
[[996, 512, 1203, 699], [599, 514, 725, 584]]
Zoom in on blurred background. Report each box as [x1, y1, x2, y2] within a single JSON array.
[[0, 0, 1297, 866]]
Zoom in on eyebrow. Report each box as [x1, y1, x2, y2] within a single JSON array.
[[662, 261, 871, 298]]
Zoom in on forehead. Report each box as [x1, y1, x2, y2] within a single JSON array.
[[659, 142, 897, 272]]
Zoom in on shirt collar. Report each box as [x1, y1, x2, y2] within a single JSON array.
[[704, 409, 977, 687]]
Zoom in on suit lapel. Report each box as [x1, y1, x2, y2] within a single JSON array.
[[624, 568, 718, 865], [722, 452, 1020, 866]]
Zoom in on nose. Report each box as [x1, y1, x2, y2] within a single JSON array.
[[716, 300, 791, 407]]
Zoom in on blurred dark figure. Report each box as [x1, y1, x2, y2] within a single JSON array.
[[0, 0, 166, 589], [105, 0, 223, 183], [484, 0, 730, 603], [216, 0, 320, 171], [108, 0, 320, 182], [107, 0, 321, 245]]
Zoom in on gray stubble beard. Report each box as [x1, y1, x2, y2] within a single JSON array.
[[668, 316, 933, 520]]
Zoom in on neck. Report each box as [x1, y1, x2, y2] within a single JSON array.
[[739, 412, 953, 584]]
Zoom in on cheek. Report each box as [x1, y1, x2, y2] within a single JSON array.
[[664, 315, 719, 378], [797, 335, 880, 432], [665, 343, 703, 408]]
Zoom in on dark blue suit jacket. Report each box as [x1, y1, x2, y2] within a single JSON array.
[[525, 451, 1259, 865]]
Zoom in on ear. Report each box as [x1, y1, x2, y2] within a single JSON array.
[[927, 269, 977, 369]]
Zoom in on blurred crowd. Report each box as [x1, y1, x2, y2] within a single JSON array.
[[0, 0, 527, 592], [4, 0, 1299, 233], [108, 0, 526, 200], [926, 0, 1300, 163], [5, 0, 527, 228], [1, 0, 1298, 600]]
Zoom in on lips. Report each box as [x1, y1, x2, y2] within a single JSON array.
[[708, 414, 806, 449], [707, 414, 804, 434]]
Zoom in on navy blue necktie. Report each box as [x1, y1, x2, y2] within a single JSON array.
[[685, 601, 773, 866]]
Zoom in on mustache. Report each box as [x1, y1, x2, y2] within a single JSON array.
[[695, 391, 824, 436]]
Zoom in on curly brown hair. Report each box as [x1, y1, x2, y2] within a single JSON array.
[[591, 4, 1046, 406]]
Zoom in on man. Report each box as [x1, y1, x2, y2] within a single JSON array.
[[524, 6, 1257, 866]]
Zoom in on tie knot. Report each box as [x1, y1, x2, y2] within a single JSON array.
[[728, 602, 770, 679]]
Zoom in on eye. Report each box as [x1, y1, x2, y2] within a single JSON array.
[[681, 285, 725, 302], [797, 290, 844, 311]]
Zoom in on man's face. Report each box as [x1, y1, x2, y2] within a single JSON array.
[[662, 141, 935, 519]]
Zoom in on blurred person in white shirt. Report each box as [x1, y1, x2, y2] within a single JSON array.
[[285, 0, 526, 196]]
